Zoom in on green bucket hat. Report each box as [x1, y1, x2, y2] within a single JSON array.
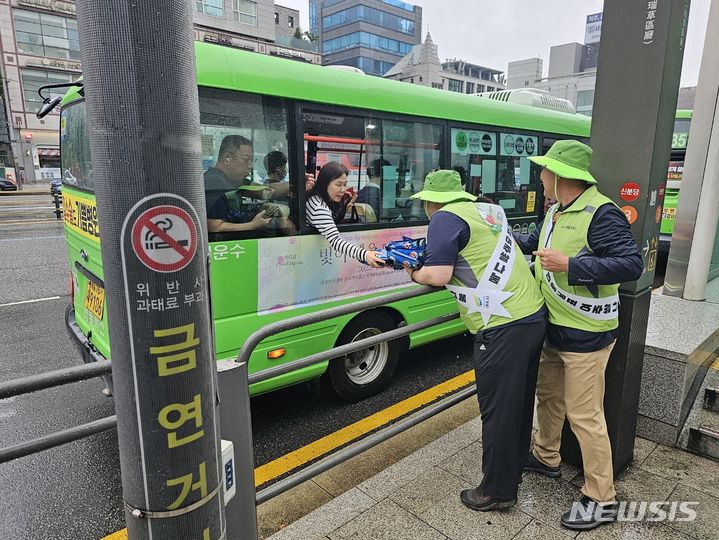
[[528, 140, 597, 185], [409, 170, 477, 204]]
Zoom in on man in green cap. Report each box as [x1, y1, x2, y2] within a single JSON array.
[[407, 169, 546, 511], [516, 140, 643, 530]]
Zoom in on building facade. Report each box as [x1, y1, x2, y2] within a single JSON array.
[[274, 3, 300, 39], [506, 58, 543, 90], [309, 0, 422, 76], [506, 13, 602, 116], [383, 32, 505, 94], [0, 0, 320, 184]]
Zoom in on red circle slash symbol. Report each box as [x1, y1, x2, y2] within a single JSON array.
[[131, 206, 197, 272]]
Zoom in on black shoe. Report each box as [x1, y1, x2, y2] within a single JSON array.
[[523, 452, 561, 478], [460, 488, 516, 512], [560, 495, 618, 530]]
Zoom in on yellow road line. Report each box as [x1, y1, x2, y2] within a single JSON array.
[[254, 369, 475, 486], [102, 370, 475, 540]]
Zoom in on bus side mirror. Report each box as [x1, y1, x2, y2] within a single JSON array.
[[36, 96, 63, 119]]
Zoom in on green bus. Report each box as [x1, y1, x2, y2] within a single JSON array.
[[660, 109, 692, 249], [59, 41, 590, 402]]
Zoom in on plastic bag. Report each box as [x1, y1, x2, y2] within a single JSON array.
[[375, 236, 427, 270]]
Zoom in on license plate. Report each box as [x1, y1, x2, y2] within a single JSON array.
[[84, 281, 105, 320]]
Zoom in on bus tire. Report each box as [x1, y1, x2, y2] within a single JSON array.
[[326, 312, 400, 402]]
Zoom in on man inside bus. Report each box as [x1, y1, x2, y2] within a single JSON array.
[[205, 135, 288, 233], [204, 134, 271, 213], [407, 170, 546, 512], [515, 140, 643, 530], [262, 150, 291, 199], [356, 158, 390, 219]]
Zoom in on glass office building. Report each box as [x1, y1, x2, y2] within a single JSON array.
[[310, 0, 422, 76]]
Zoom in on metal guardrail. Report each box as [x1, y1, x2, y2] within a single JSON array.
[[0, 282, 472, 534], [231, 284, 466, 512], [51, 189, 62, 219], [0, 360, 112, 399]]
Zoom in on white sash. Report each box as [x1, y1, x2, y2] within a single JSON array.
[[445, 204, 515, 326], [541, 205, 620, 321]]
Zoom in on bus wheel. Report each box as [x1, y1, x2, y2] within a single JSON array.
[[327, 312, 400, 402]]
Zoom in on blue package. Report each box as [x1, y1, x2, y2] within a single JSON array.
[[375, 236, 427, 270]]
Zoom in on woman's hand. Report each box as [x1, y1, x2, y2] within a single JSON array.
[[250, 210, 272, 229], [305, 173, 316, 192], [365, 251, 386, 268], [348, 191, 358, 205]]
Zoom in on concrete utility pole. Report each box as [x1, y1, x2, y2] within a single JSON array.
[[74, 1, 225, 538], [664, 0, 719, 300], [561, 0, 690, 473]]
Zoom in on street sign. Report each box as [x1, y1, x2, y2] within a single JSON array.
[[131, 205, 198, 273]]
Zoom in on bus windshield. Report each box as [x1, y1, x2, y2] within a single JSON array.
[[60, 101, 93, 191]]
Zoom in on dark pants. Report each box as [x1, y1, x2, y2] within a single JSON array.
[[473, 315, 546, 500]]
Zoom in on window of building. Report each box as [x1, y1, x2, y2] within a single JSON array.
[[233, 0, 257, 25], [576, 89, 595, 107], [13, 9, 80, 61], [199, 87, 293, 240], [275, 12, 279, 24], [196, 0, 224, 18], [339, 57, 395, 76], [323, 32, 413, 56], [466, 82, 475, 94], [302, 110, 442, 225], [576, 89, 595, 117], [447, 79, 462, 93], [419, 76, 422, 82], [381, 0, 414, 12], [288, 15, 294, 28], [322, 6, 415, 35], [21, 68, 73, 112]]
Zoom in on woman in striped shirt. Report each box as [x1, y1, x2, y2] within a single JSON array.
[[306, 161, 385, 267]]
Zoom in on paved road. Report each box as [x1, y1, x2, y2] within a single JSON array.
[[0, 192, 60, 227], [0, 200, 474, 539]]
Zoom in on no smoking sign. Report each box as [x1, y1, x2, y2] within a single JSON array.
[[131, 205, 198, 272]]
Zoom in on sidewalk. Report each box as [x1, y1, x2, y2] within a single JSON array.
[[263, 401, 719, 540]]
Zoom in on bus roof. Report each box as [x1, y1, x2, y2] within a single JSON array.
[[193, 42, 591, 137], [60, 42, 692, 137]]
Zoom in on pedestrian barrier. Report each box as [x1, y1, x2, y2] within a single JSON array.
[[0, 283, 476, 538]]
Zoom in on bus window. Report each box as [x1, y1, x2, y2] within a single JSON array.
[[60, 102, 93, 191], [450, 128, 497, 200], [381, 119, 442, 222], [302, 110, 381, 222], [303, 110, 442, 225], [199, 87, 296, 239], [494, 132, 541, 220]]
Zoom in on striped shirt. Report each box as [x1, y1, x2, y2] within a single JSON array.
[[306, 195, 367, 263]]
